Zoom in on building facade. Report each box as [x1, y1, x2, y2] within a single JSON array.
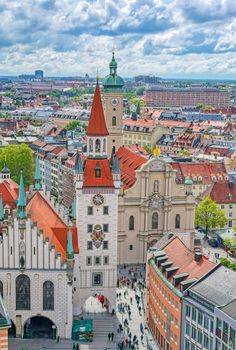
[[146, 236, 215, 350], [181, 266, 236, 350]]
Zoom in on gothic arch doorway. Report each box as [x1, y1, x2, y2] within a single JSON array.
[[23, 316, 57, 339], [82, 294, 111, 314]]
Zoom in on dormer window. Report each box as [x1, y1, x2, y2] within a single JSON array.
[[95, 163, 101, 178]]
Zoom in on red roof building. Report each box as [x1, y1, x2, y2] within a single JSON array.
[[27, 192, 78, 260]]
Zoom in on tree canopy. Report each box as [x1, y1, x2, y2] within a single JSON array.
[[66, 120, 82, 131], [0, 144, 34, 186], [195, 196, 227, 234]]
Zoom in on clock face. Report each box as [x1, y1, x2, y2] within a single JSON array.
[[111, 98, 118, 107], [92, 194, 104, 206]]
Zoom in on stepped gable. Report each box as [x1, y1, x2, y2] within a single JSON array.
[[117, 146, 147, 190], [83, 158, 114, 187], [27, 191, 78, 260], [162, 236, 215, 286], [86, 84, 109, 137]]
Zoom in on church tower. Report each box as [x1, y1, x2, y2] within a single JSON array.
[[73, 80, 120, 315], [103, 52, 124, 155]]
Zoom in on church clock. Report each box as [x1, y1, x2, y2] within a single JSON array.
[[92, 194, 104, 206]]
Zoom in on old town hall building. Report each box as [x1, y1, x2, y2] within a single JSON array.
[[0, 80, 120, 338]]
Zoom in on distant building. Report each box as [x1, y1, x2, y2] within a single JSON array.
[[35, 70, 44, 81], [144, 87, 232, 108], [134, 75, 161, 84]]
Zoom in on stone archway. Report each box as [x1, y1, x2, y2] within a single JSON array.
[[82, 293, 111, 314], [23, 316, 57, 339]]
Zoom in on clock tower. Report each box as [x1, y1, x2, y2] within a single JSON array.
[[103, 52, 124, 155], [73, 80, 120, 316]]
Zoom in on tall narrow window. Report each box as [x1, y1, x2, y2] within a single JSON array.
[[175, 214, 180, 229], [152, 212, 158, 229], [0, 280, 3, 298], [112, 116, 116, 126], [95, 139, 101, 153], [89, 139, 93, 152], [43, 281, 54, 310], [103, 139, 106, 153], [16, 275, 30, 310], [95, 163, 101, 178], [129, 216, 134, 230]]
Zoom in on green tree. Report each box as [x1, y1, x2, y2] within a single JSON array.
[[195, 196, 228, 235], [0, 144, 34, 186], [136, 101, 141, 115], [66, 120, 81, 131]]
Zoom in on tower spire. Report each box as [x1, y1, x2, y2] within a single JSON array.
[[17, 172, 26, 219], [0, 195, 3, 221], [34, 156, 42, 190], [67, 227, 74, 260]]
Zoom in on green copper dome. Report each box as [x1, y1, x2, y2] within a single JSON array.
[[103, 52, 124, 92], [185, 176, 193, 186]]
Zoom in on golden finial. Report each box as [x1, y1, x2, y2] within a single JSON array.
[[96, 69, 99, 84]]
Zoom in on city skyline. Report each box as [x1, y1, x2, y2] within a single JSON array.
[[1, 0, 236, 78]]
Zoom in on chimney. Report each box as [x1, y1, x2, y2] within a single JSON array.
[[194, 251, 202, 262]]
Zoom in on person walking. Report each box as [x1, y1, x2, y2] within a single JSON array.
[[141, 334, 144, 343], [130, 296, 132, 305], [138, 305, 142, 315], [108, 332, 111, 341], [128, 310, 131, 320], [111, 332, 114, 341]]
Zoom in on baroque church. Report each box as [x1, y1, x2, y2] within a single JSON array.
[[0, 79, 120, 338]]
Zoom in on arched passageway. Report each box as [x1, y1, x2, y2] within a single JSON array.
[[23, 316, 57, 339]]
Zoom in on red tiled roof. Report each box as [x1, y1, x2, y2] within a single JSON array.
[[210, 182, 236, 203], [0, 179, 19, 212], [117, 146, 147, 190], [86, 85, 109, 136], [163, 237, 215, 286], [83, 158, 113, 187], [171, 162, 227, 183], [27, 192, 78, 260]]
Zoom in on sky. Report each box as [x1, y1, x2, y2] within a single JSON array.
[[1, 0, 236, 78]]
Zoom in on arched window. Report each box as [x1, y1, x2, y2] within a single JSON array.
[[129, 216, 134, 230], [89, 139, 93, 152], [112, 116, 116, 126], [16, 275, 30, 310], [175, 214, 180, 229], [43, 281, 54, 310], [103, 139, 106, 153], [154, 180, 159, 193], [0, 280, 3, 298], [152, 212, 158, 229], [95, 139, 101, 153]]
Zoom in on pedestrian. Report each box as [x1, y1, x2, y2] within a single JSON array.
[[76, 344, 80, 350], [141, 334, 144, 343], [140, 323, 143, 333], [133, 335, 137, 342], [111, 332, 114, 341], [138, 306, 142, 315], [130, 296, 132, 304], [73, 344, 76, 350], [108, 332, 111, 341], [128, 310, 131, 320], [125, 338, 128, 347], [128, 339, 132, 348]]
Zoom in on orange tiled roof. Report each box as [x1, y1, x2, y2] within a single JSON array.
[[83, 158, 113, 187], [86, 85, 109, 136], [163, 236, 215, 285], [0, 179, 19, 212], [117, 146, 147, 190], [27, 192, 78, 260]]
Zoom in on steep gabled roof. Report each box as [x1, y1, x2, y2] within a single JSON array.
[[0, 179, 19, 211], [27, 192, 78, 260], [210, 182, 236, 203], [86, 85, 109, 136], [117, 146, 147, 190], [83, 158, 114, 187]]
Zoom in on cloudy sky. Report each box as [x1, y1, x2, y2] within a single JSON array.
[[1, 0, 236, 78]]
